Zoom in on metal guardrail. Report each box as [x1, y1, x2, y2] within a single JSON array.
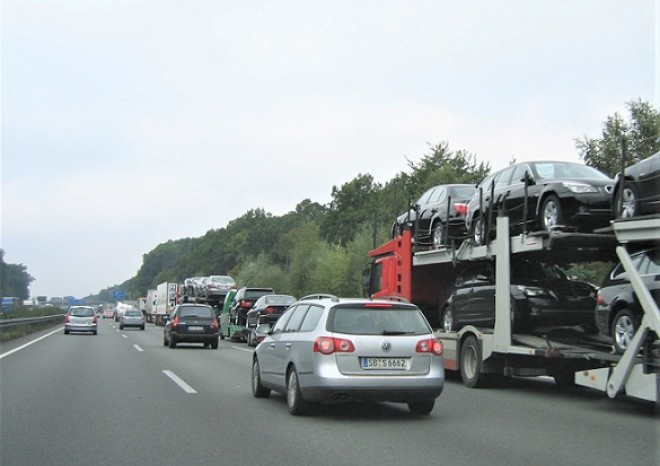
[[0, 314, 65, 329]]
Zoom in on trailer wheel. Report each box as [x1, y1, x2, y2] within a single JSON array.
[[460, 335, 489, 388]]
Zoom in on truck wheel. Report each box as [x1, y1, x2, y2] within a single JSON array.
[[252, 358, 271, 398], [460, 335, 490, 388]]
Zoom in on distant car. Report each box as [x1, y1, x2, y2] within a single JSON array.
[[612, 150, 660, 219], [440, 260, 597, 333], [393, 184, 476, 248], [119, 309, 146, 330], [229, 287, 275, 326], [64, 306, 98, 335], [595, 247, 660, 353], [102, 308, 114, 319], [193, 277, 208, 298], [466, 161, 614, 245], [201, 275, 237, 302], [163, 303, 219, 349], [183, 277, 202, 298], [245, 294, 297, 346], [251, 295, 445, 415]]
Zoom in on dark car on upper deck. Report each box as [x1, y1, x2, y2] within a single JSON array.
[[466, 161, 614, 245], [393, 184, 476, 249]]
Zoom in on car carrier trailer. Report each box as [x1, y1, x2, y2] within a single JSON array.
[[366, 213, 659, 402]]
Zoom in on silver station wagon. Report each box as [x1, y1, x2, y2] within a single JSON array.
[[251, 295, 445, 416]]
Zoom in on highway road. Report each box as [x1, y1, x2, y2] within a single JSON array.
[[1, 319, 657, 466]]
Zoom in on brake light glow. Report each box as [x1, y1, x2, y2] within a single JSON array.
[[265, 306, 275, 314], [171, 316, 179, 328], [416, 338, 443, 355], [64, 315, 70, 323], [455, 202, 469, 215], [92, 315, 98, 324], [314, 337, 355, 355], [364, 303, 393, 309], [239, 300, 253, 309], [211, 318, 219, 330], [596, 293, 604, 305]]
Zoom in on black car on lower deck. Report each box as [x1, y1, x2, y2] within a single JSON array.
[[440, 259, 597, 333], [163, 303, 219, 349], [595, 247, 660, 354]]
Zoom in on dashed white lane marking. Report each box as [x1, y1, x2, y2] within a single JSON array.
[[163, 370, 197, 394], [121, 334, 128, 339], [133, 344, 144, 352]]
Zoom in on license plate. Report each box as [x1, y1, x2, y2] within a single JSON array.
[[361, 357, 409, 370], [188, 326, 204, 332]]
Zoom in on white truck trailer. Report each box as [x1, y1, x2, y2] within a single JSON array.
[[154, 282, 179, 325]]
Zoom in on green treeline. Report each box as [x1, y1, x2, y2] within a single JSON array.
[[76, 100, 660, 302]]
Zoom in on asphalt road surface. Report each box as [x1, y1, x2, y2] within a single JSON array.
[[1, 320, 657, 466]]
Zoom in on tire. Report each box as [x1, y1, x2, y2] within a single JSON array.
[[472, 216, 486, 245], [287, 367, 308, 415], [246, 331, 253, 347], [540, 194, 563, 231], [431, 222, 446, 249], [611, 308, 638, 354], [460, 335, 491, 388], [252, 358, 271, 398], [119, 325, 124, 330], [168, 335, 177, 349], [408, 400, 435, 415], [211, 338, 219, 350], [204, 342, 210, 348], [441, 307, 456, 332], [615, 184, 638, 219], [64, 329, 70, 335], [140, 325, 145, 331], [93, 330, 97, 335]]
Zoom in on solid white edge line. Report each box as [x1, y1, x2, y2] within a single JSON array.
[[133, 344, 144, 352], [0, 327, 64, 360], [162, 370, 197, 394]]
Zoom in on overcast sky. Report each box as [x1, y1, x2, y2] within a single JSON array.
[[2, 1, 658, 299]]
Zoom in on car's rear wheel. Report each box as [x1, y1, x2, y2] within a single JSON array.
[[287, 366, 308, 415], [540, 195, 563, 231], [472, 216, 486, 245], [441, 307, 456, 332], [64, 329, 70, 335], [211, 338, 219, 349], [612, 308, 638, 354], [168, 335, 177, 349], [615, 185, 638, 219], [119, 325, 124, 330], [431, 222, 446, 249], [251, 359, 271, 398], [408, 399, 435, 415]]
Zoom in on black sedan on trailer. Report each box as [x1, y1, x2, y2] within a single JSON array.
[[612, 150, 660, 219]]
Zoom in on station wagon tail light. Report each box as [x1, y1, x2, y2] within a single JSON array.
[[64, 314, 70, 323], [171, 316, 179, 328], [455, 202, 469, 215], [416, 339, 443, 356], [239, 300, 253, 309], [596, 292, 604, 305], [92, 315, 98, 324], [265, 306, 276, 314], [314, 337, 355, 355], [210, 319, 219, 330]]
